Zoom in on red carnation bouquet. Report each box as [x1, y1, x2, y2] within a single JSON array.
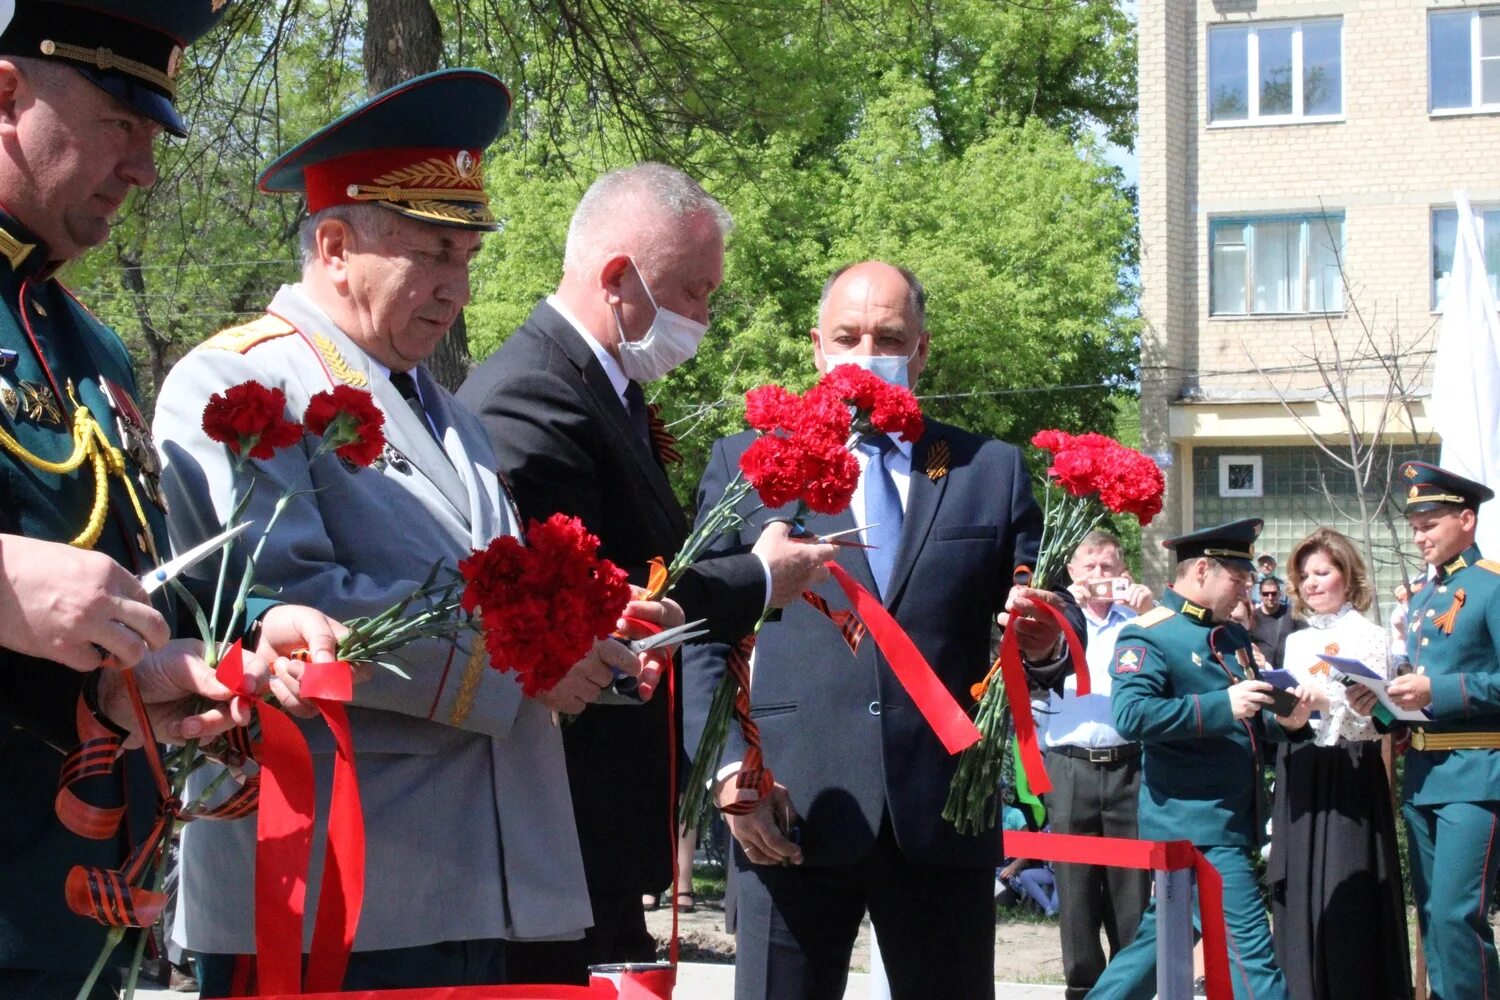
[[459, 513, 633, 696], [943, 428, 1165, 835], [678, 364, 925, 826]]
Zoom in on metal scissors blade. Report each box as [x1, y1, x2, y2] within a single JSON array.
[[140, 521, 253, 594], [627, 618, 711, 653]]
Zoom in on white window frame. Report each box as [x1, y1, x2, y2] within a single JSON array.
[[1431, 203, 1500, 310], [1208, 213, 1346, 316], [1429, 7, 1500, 115], [1219, 456, 1264, 498], [1207, 18, 1345, 126]]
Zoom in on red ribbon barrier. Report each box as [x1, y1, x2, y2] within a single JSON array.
[[217, 644, 365, 995], [232, 966, 673, 999], [993, 598, 1088, 796], [1005, 831, 1231, 1000], [825, 562, 981, 754]]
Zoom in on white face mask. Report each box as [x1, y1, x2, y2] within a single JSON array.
[[828, 350, 914, 389], [613, 258, 709, 383]]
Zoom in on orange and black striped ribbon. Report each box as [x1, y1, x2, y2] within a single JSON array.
[[721, 634, 774, 816], [801, 590, 866, 654], [646, 402, 682, 465], [1433, 589, 1466, 635]]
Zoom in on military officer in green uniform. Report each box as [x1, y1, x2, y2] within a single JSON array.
[[1087, 519, 1313, 1000], [1381, 461, 1500, 1000], [0, 4, 341, 996]]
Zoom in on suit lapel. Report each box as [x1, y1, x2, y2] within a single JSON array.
[[884, 432, 948, 608], [534, 308, 684, 525]]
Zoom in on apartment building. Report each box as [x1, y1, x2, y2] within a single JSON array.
[[1138, 0, 1500, 591]]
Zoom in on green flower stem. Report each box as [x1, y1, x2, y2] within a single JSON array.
[[941, 676, 1012, 836], [679, 607, 771, 832], [73, 925, 125, 1000]]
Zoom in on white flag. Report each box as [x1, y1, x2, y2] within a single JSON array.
[[1433, 192, 1500, 555]]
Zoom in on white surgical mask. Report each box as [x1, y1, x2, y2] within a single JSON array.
[[830, 351, 914, 389], [613, 258, 708, 383]]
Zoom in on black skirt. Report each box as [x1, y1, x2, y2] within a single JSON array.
[[1269, 739, 1412, 1000]]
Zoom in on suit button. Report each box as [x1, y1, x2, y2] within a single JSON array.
[[868, 701, 882, 716], [1422, 638, 1430, 646], [1427, 609, 1436, 618], [1439, 586, 1448, 594]]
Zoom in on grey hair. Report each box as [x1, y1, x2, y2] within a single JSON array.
[[1072, 529, 1125, 563], [562, 162, 733, 278], [818, 262, 928, 330], [298, 204, 396, 269]]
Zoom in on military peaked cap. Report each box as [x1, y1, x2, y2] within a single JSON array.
[[1163, 518, 1263, 573], [0, 0, 230, 137], [1401, 461, 1495, 514], [258, 68, 510, 232]]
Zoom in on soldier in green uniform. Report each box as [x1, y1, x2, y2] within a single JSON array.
[[0, 4, 340, 996], [1088, 519, 1314, 1000], [1383, 461, 1500, 1000]]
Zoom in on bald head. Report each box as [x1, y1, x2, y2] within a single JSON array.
[[811, 261, 930, 384]]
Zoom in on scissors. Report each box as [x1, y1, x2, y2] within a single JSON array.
[[784, 521, 877, 549], [94, 522, 254, 664], [599, 617, 711, 705]]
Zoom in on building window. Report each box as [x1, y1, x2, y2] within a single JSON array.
[[1209, 214, 1345, 315], [1430, 7, 1500, 113], [1432, 206, 1500, 309], [1208, 19, 1343, 124], [1218, 455, 1264, 498]]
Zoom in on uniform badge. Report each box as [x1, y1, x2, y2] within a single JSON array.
[[0, 347, 17, 369], [18, 379, 60, 424], [1191, 652, 1202, 666], [375, 441, 411, 475], [100, 378, 167, 511], [1113, 646, 1145, 674], [0, 376, 17, 420], [1404, 465, 1419, 479]]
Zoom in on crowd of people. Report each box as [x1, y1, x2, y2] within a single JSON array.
[[4, 5, 1500, 1000]]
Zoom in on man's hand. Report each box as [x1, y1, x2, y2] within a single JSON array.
[[1388, 674, 1433, 711], [253, 604, 351, 717], [0, 534, 170, 671], [532, 637, 642, 715], [1227, 679, 1273, 719], [615, 596, 685, 700], [716, 777, 802, 866], [96, 638, 268, 747], [1347, 684, 1380, 717], [1000, 586, 1066, 662], [1120, 583, 1154, 615], [753, 522, 838, 607], [1275, 684, 1316, 730]]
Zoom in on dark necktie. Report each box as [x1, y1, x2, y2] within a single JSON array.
[[391, 370, 439, 444], [623, 380, 652, 449], [859, 434, 903, 598]]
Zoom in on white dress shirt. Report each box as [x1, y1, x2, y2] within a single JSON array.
[[1043, 601, 1138, 749]]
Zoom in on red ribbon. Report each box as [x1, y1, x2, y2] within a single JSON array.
[[994, 598, 1088, 796], [217, 643, 365, 995], [825, 562, 981, 755], [1005, 831, 1231, 1000], [232, 969, 672, 999]]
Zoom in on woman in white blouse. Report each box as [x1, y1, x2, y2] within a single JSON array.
[[1267, 528, 1412, 1000]]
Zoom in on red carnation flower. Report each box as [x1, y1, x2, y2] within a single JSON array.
[[459, 514, 632, 696], [304, 385, 386, 467], [799, 437, 862, 514], [201, 381, 303, 461], [820, 364, 886, 414], [739, 434, 806, 509], [1031, 428, 1072, 454], [744, 385, 801, 433]]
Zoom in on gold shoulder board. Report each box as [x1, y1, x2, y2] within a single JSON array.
[[1134, 606, 1176, 629], [1477, 559, 1500, 574], [200, 315, 296, 354]]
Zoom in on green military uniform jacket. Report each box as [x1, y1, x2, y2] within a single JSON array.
[[1110, 588, 1308, 848], [1404, 544, 1500, 806], [0, 211, 170, 971]]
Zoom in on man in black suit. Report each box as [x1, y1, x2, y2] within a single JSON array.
[[684, 261, 1084, 1000], [456, 162, 835, 984]]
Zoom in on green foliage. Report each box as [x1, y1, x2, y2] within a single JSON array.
[[74, 0, 1139, 481]]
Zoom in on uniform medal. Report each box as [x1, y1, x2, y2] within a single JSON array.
[[18, 379, 61, 424], [100, 377, 168, 511], [0, 375, 17, 420]]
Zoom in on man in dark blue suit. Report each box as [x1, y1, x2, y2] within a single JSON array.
[[683, 261, 1084, 999]]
